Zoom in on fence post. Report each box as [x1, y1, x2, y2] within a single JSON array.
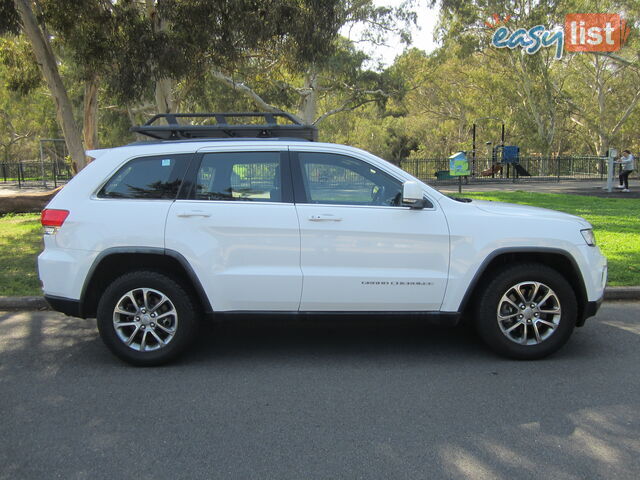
[[53, 159, 57, 188], [556, 156, 560, 182], [39, 141, 47, 188], [18, 162, 23, 188], [570, 157, 574, 177], [1, 163, 6, 183]]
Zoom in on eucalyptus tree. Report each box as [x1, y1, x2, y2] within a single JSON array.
[[157, 0, 416, 125], [8, 0, 87, 170], [3, 0, 363, 170], [432, 0, 570, 157]]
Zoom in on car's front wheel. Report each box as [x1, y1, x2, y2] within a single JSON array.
[[96, 271, 199, 366], [475, 264, 577, 359]]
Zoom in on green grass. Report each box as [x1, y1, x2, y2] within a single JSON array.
[[0, 191, 638, 297], [460, 191, 640, 286], [0, 213, 42, 296]]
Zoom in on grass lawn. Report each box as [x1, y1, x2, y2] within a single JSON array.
[[0, 213, 42, 296], [0, 191, 638, 297], [461, 191, 640, 287]]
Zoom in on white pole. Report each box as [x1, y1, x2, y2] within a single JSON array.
[[606, 148, 617, 192]]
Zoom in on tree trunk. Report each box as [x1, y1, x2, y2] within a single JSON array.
[[594, 56, 608, 156], [14, 0, 86, 172], [83, 74, 99, 150], [597, 134, 609, 157], [298, 68, 318, 124], [145, 0, 177, 116], [155, 77, 177, 114]]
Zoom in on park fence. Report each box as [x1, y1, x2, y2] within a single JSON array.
[[1, 158, 73, 188], [398, 155, 608, 184], [0, 154, 611, 189], [1, 138, 72, 188]]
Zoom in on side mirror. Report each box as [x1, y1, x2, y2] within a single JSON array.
[[402, 181, 427, 209]]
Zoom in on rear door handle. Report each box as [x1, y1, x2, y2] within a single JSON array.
[[308, 214, 342, 222], [177, 210, 211, 218]]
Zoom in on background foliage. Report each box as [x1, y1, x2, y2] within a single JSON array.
[[0, 0, 639, 167]]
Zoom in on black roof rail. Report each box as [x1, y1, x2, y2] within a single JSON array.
[[130, 112, 317, 141]]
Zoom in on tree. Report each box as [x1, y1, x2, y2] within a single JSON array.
[[0, 34, 59, 163], [0, 109, 31, 163], [563, 54, 640, 155], [433, 1, 570, 157], [11, 0, 87, 171], [163, 0, 415, 125]]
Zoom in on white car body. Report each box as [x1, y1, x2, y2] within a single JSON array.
[[38, 140, 607, 324]]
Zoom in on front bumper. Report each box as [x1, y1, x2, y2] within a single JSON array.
[[577, 292, 604, 327]]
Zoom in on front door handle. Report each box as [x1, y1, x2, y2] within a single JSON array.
[[308, 214, 342, 222], [177, 210, 211, 218]]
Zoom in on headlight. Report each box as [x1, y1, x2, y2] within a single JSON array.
[[581, 229, 596, 246]]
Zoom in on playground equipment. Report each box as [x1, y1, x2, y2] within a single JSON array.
[[501, 145, 527, 178], [480, 164, 503, 176], [476, 144, 530, 179], [513, 163, 532, 177], [471, 117, 504, 177]]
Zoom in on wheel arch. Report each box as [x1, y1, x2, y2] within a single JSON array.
[[80, 247, 212, 318], [458, 248, 588, 325]]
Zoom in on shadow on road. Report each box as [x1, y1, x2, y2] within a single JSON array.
[[1, 305, 639, 480], [187, 315, 487, 364]]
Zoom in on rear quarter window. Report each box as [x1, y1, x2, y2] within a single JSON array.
[[98, 154, 191, 199]]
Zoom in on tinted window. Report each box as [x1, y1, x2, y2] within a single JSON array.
[[193, 152, 283, 202], [99, 154, 190, 199], [298, 152, 403, 206]]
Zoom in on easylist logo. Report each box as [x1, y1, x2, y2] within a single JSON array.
[[489, 13, 630, 59], [565, 14, 629, 52]]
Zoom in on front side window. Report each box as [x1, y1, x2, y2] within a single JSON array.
[[298, 152, 403, 206], [193, 152, 284, 202], [98, 154, 191, 199]]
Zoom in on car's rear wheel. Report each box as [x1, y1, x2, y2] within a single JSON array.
[[97, 271, 199, 366], [475, 264, 577, 359]]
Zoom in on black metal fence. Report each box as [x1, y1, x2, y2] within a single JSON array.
[[0, 154, 616, 189], [0, 158, 73, 188], [398, 155, 609, 184]]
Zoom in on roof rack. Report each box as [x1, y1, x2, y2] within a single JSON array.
[[130, 112, 317, 141]]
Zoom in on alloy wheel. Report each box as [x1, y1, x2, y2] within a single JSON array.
[[496, 281, 561, 346], [112, 288, 178, 352]]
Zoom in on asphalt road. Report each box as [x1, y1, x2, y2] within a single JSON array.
[[1, 303, 639, 480]]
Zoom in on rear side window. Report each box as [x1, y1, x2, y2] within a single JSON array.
[[98, 154, 191, 199]]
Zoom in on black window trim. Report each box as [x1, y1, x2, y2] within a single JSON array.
[[180, 150, 294, 204]]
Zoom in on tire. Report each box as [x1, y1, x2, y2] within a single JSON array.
[[474, 263, 577, 360], [96, 270, 200, 366]]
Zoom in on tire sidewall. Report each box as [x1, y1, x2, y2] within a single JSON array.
[[97, 271, 198, 366], [476, 264, 577, 360]]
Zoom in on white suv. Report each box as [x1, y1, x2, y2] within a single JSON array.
[[38, 113, 607, 365]]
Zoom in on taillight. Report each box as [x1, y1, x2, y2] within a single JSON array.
[[41, 209, 69, 234]]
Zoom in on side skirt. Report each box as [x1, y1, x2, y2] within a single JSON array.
[[208, 311, 461, 327]]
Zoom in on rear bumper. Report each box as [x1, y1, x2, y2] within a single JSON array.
[[44, 295, 83, 318], [577, 293, 604, 327], [38, 247, 98, 301]]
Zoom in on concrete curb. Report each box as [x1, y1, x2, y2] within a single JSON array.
[[604, 286, 640, 301], [0, 296, 49, 310], [1, 287, 639, 311]]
